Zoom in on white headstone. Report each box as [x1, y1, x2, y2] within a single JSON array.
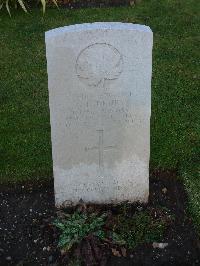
[[45, 22, 153, 207]]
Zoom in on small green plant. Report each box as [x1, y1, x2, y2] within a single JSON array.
[[54, 211, 107, 251], [0, 0, 58, 16], [111, 211, 166, 249]]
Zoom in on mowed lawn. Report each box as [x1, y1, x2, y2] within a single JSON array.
[[0, 1, 199, 228]]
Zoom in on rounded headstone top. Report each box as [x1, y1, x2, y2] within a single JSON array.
[[45, 22, 152, 40]]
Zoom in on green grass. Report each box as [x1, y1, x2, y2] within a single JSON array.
[[0, 0, 199, 227]]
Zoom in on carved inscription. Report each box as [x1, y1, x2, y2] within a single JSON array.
[[68, 43, 133, 129], [76, 43, 123, 87], [65, 93, 135, 128], [85, 130, 116, 171]]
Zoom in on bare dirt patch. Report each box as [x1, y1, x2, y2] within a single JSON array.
[[0, 171, 199, 265]]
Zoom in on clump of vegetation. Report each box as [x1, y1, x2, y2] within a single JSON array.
[[111, 210, 167, 249], [54, 206, 172, 252], [54, 211, 107, 251], [0, 0, 58, 16]]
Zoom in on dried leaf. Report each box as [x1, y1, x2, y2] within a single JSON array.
[[40, 0, 46, 13], [121, 247, 127, 257], [111, 248, 121, 257], [152, 242, 168, 249], [6, 0, 11, 17], [17, 0, 27, 13], [51, 0, 58, 8]]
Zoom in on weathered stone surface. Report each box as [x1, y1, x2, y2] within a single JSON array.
[[45, 22, 153, 207]]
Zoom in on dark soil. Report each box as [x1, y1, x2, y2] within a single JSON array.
[[58, 0, 130, 9], [0, 171, 200, 266], [29, 0, 132, 9]]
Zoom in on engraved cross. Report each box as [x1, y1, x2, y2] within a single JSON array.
[[85, 130, 116, 171]]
